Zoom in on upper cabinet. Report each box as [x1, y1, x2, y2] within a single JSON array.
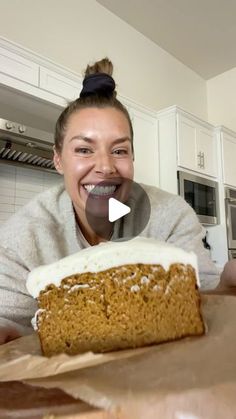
[[157, 106, 218, 194], [0, 38, 82, 107], [217, 127, 236, 187], [177, 113, 217, 177], [0, 45, 39, 86], [39, 67, 81, 101]]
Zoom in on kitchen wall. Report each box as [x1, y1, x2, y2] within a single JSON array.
[[207, 67, 236, 132], [0, 0, 207, 120]]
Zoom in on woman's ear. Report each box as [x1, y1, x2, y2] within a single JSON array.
[[53, 146, 64, 175]]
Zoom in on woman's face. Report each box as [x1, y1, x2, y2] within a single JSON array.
[[54, 107, 134, 217]]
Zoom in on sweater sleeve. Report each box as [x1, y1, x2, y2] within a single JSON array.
[[0, 185, 76, 334], [165, 195, 220, 287], [0, 245, 37, 334]]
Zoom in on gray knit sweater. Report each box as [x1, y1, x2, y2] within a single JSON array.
[[0, 183, 218, 334]]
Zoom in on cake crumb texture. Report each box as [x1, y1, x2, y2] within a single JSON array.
[[37, 263, 204, 356]]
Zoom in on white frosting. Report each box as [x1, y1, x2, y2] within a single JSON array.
[[31, 308, 45, 330], [26, 237, 199, 298]]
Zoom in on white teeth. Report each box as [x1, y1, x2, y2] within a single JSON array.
[[83, 184, 95, 193], [83, 184, 117, 195]]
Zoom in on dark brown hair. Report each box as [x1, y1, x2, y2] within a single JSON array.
[[54, 57, 134, 153]]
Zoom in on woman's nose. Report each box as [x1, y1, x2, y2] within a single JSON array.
[[95, 152, 116, 175]]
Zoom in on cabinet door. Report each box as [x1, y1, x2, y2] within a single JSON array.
[[129, 107, 159, 187], [177, 114, 217, 177], [177, 114, 197, 170], [39, 67, 82, 101], [197, 127, 217, 177], [0, 46, 39, 86], [222, 134, 236, 186]]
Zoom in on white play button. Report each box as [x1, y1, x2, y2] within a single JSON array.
[[85, 178, 151, 240], [108, 198, 131, 222]]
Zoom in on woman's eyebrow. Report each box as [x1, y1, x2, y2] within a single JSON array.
[[69, 135, 131, 145], [69, 135, 93, 143], [111, 137, 131, 145]]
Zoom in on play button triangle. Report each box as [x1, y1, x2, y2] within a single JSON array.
[[108, 198, 131, 222]]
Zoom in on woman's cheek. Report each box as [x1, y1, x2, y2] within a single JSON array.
[[119, 160, 134, 179]]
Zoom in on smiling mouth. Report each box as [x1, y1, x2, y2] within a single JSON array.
[[83, 184, 121, 196]]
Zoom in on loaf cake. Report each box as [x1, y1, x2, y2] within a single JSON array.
[[26, 237, 204, 357]]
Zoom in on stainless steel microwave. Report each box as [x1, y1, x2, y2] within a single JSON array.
[[178, 171, 219, 225]]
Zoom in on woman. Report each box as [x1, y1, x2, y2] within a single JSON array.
[[0, 58, 230, 345]]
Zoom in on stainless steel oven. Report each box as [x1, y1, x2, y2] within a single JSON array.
[[178, 171, 219, 225], [225, 187, 236, 258]]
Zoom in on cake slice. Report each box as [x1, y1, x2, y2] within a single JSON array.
[[26, 237, 205, 357]]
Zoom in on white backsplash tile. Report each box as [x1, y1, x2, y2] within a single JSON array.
[[0, 162, 62, 226], [0, 203, 15, 212], [0, 177, 16, 188], [0, 186, 15, 197], [15, 196, 33, 206], [0, 194, 15, 204], [0, 164, 15, 175], [15, 189, 37, 199], [15, 180, 44, 193]]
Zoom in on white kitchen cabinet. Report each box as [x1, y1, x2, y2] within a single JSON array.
[[157, 106, 217, 194], [220, 128, 236, 187], [177, 114, 196, 170], [0, 37, 81, 108], [197, 125, 217, 176], [39, 66, 82, 102], [129, 105, 159, 187], [0, 45, 39, 86], [177, 113, 217, 177]]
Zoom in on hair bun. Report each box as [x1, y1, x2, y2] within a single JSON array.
[[80, 73, 115, 98]]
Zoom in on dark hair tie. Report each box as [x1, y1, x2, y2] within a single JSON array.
[[80, 73, 115, 98]]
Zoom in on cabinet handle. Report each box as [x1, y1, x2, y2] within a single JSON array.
[[198, 151, 204, 169], [197, 152, 202, 168], [202, 152, 205, 169]]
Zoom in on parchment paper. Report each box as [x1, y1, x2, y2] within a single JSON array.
[[1, 295, 236, 418], [0, 332, 150, 381]]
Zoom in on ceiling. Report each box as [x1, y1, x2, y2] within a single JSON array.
[[96, 0, 236, 80]]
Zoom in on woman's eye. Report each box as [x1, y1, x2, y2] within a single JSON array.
[[74, 148, 92, 154], [113, 149, 128, 155]]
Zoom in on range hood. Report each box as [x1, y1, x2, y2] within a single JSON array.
[[0, 118, 56, 172]]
